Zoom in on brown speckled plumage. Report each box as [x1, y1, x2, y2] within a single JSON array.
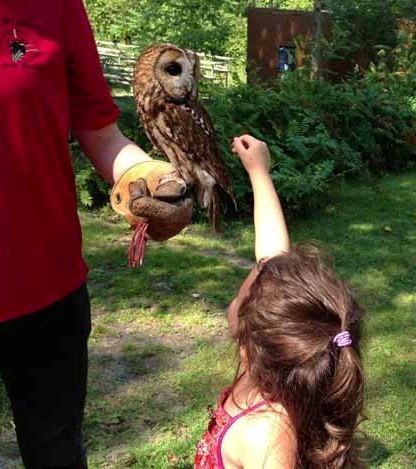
[[133, 44, 235, 231]]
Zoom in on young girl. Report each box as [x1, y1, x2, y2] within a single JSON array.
[[195, 135, 365, 468]]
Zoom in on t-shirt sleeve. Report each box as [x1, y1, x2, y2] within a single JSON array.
[[65, 0, 120, 131]]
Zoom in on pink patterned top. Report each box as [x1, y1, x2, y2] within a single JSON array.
[[194, 385, 269, 468]]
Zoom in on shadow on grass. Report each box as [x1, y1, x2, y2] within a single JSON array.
[[85, 239, 245, 314], [363, 437, 391, 466]]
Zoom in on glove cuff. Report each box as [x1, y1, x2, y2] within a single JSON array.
[[111, 160, 175, 227]]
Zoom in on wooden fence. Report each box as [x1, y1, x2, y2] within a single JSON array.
[[96, 41, 232, 91]]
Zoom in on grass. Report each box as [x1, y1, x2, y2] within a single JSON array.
[[1, 172, 416, 468]]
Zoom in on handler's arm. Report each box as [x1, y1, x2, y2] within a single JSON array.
[[232, 135, 290, 262], [75, 122, 152, 185]]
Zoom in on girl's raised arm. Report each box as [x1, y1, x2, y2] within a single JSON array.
[[232, 135, 290, 262]]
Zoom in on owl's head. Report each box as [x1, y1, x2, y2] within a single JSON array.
[[136, 44, 199, 102]]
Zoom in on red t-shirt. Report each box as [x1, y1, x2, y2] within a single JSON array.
[[0, 0, 119, 322]]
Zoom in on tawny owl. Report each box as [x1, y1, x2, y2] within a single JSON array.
[[133, 43, 236, 231]]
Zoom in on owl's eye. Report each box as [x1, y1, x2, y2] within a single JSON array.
[[165, 62, 182, 76]]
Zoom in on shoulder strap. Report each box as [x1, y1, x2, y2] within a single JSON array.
[[216, 400, 269, 469]]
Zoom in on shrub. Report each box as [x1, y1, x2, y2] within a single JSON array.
[[71, 141, 110, 209], [72, 64, 415, 213], [208, 70, 415, 211]]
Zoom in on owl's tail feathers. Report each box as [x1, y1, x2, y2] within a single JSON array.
[[209, 187, 238, 232], [227, 190, 238, 213], [208, 187, 221, 233]]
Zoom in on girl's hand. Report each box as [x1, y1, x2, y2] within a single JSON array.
[[232, 135, 270, 176]]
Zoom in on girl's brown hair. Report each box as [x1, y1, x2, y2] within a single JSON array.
[[236, 247, 365, 468]]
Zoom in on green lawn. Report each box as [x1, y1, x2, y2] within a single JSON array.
[[1, 172, 415, 468]]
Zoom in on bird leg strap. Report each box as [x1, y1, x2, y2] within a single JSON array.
[[111, 161, 193, 268]]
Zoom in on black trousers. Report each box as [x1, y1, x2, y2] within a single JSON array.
[[0, 284, 91, 469]]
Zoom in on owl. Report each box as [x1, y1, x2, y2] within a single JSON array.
[[133, 43, 236, 232]]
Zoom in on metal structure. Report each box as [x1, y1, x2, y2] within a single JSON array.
[[246, 7, 331, 82]]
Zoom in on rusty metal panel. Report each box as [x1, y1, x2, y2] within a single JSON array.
[[247, 8, 331, 81]]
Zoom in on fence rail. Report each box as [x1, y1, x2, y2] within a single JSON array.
[[96, 41, 232, 90]]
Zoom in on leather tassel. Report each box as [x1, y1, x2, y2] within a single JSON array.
[[128, 222, 149, 268]]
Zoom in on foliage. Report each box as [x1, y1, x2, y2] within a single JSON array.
[[207, 68, 415, 210], [368, 19, 416, 93], [84, 0, 132, 42], [71, 141, 109, 209], [85, 0, 243, 56], [321, 0, 416, 71]]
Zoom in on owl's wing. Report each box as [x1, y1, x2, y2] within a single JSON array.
[[153, 101, 233, 195], [137, 106, 169, 156]]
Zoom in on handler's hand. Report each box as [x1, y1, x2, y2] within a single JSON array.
[[111, 161, 193, 242], [232, 135, 270, 176]]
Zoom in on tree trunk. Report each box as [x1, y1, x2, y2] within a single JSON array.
[[312, 0, 323, 78]]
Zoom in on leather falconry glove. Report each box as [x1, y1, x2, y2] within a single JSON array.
[[111, 161, 193, 268]]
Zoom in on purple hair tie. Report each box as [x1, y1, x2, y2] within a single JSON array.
[[333, 331, 352, 348]]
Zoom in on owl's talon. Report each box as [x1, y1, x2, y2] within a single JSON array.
[[128, 178, 149, 199], [153, 174, 187, 201]]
